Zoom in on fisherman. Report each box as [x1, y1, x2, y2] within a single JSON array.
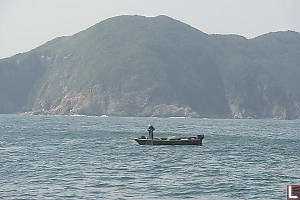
[[148, 123, 155, 140]]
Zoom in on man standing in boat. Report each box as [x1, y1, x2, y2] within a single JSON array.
[[148, 123, 155, 140]]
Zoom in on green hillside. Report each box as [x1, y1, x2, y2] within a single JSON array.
[[0, 15, 299, 119]]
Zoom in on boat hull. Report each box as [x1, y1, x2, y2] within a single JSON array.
[[134, 135, 204, 145]]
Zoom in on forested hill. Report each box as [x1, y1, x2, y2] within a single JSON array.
[[0, 15, 300, 119]]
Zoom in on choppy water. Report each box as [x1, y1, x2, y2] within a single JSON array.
[[0, 114, 299, 199]]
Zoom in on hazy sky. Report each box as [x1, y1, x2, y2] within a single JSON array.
[[1, 0, 299, 58]]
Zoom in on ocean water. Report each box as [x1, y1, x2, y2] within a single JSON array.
[[0, 114, 299, 200]]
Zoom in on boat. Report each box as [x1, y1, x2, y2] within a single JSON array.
[[134, 135, 204, 145]]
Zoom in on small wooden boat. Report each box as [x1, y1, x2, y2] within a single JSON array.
[[134, 135, 204, 145]]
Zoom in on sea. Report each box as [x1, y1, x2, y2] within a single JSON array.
[[0, 114, 299, 199]]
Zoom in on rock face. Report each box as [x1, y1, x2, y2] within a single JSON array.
[[1, 15, 300, 119]]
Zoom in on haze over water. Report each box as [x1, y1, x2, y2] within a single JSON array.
[[0, 114, 299, 199]]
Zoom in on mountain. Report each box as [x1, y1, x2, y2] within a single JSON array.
[[0, 15, 300, 119]]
